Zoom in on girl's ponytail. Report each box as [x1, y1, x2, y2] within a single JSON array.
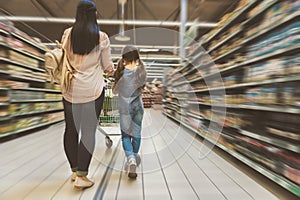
[[112, 58, 125, 93]]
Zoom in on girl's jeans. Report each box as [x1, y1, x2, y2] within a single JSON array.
[[120, 104, 144, 159]]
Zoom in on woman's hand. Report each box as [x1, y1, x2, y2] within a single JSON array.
[[104, 67, 115, 78], [106, 69, 115, 78]]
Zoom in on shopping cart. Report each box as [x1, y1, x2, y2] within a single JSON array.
[[98, 78, 120, 148]]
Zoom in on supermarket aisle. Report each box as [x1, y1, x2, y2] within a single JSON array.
[[0, 109, 285, 200]]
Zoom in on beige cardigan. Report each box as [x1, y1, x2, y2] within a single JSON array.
[[61, 28, 113, 103]]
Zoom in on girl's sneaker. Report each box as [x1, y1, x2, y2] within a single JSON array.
[[127, 157, 137, 179], [125, 154, 141, 171], [135, 154, 141, 167]]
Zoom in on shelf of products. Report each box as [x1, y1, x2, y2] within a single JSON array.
[[164, 0, 300, 196], [0, 21, 63, 139], [163, 111, 300, 196], [142, 81, 164, 109]]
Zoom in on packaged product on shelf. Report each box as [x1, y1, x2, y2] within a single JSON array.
[[9, 90, 44, 101], [0, 95, 8, 102], [0, 35, 7, 43], [10, 81, 29, 89], [11, 103, 30, 114], [10, 26, 46, 52], [0, 122, 15, 134], [187, 116, 202, 130], [6, 49, 40, 68], [283, 164, 300, 185], [0, 22, 13, 33], [246, 21, 300, 60], [31, 71, 48, 81], [245, 88, 260, 105], [44, 93, 61, 100], [223, 75, 238, 86], [7, 65, 32, 77], [294, 85, 300, 107], [247, 0, 272, 18], [0, 107, 9, 117], [266, 126, 300, 141], [265, 112, 300, 141], [226, 94, 246, 104], [260, 86, 278, 104], [285, 55, 300, 75]]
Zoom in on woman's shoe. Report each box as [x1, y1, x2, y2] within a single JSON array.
[[127, 157, 137, 179], [74, 176, 94, 189], [71, 172, 77, 182]]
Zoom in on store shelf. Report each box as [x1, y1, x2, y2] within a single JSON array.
[[202, 0, 258, 46], [0, 119, 64, 139], [0, 69, 9, 75], [12, 108, 64, 117], [13, 87, 61, 93], [172, 79, 188, 87], [0, 115, 11, 121], [165, 2, 300, 197], [10, 32, 46, 53], [163, 105, 179, 113], [243, 11, 300, 45], [187, 101, 300, 114], [238, 129, 300, 154], [0, 42, 45, 62], [243, 45, 300, 65], [0, 57, 45, 73], [0, 87, 9, 91], [242, 0, 280, 26], [0, 102, 9, 106], [10, 99, 62, 103], [208, 29, 242, 54], [190, 76, 300, 93], [186, 46, 300, 85], [0, 28, 9, 36], [186, 105, 300, 153], [164, 112, 300, 197], [12, 47, 45, 62], [186, 112, 203, 121], [213, 46, 243, 63], [171, 52, 206, 76], [190, 52, 205, 64], [231, 104, 300, 114], [10, 74, 46, 83], [162, 111, 180, 123]]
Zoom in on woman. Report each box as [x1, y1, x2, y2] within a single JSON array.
[[61, 0, 114, 189], [113, 46, 147, 179]]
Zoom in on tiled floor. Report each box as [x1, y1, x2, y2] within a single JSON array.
[[0, 109, 293, 200]]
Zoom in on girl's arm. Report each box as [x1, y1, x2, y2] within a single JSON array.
[[137, 64, 147, 88]]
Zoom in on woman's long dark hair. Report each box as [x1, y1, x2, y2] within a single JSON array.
[[71, 0, 99, 55], [113, 46, 146, 93]]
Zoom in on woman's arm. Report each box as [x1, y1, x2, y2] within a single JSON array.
[[100, 32, 114, 77]]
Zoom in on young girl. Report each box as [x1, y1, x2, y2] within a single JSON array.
[[113, 46, 147, 179]]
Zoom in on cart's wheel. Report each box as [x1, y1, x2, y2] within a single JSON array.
[[105, 136, 113, 148]]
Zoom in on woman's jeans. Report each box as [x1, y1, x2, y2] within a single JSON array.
[[120, 104, 144, 159], [62, 91, 104, 176]]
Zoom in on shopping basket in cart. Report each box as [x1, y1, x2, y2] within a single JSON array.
[[98, 79, 120, 148]]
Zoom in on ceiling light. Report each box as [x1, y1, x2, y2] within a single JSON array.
[[115, 0, 130, 42], [139, 48, 160, 52]]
